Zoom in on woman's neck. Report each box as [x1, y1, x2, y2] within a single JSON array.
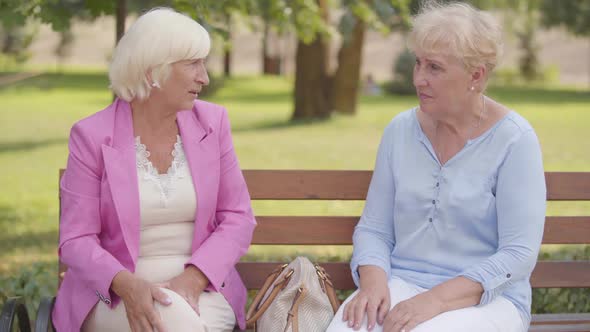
[[131, 98, 179, 137], [423, 95, 486, 139]]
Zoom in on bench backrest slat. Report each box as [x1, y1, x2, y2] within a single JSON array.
[[236, 261, 590, 290], [252, 216, 590, 245], [243, 171, 590, 200]]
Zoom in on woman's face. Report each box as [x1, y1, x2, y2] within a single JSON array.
[[158, 58, 209, 110], [413, 48, 473, 117]]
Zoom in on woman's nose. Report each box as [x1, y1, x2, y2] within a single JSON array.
[[196, 65, 209, 86], [413, 67, 426, 87]]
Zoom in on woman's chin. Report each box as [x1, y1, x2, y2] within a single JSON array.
[[418, 102, 433, 113]]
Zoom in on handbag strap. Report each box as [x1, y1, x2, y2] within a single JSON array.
[[283, 286, 306, 332], [246, 265, 294, 328], [315, 264, 341, 313]]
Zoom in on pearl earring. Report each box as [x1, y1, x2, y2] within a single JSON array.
[[151, 82, 160, 88], [470, 86, 475, 91]]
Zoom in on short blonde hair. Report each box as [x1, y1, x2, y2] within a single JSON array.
[[408, 1, 503, 73], [109, 7, 210, 102]]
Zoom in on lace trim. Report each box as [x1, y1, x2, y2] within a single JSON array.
[[135, 135, 187, 204]]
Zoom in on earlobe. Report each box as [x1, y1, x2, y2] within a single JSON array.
[[470, 67, 486, 92], [145, 70, 160, 89]]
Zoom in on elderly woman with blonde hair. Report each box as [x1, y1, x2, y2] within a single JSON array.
[[52, 7, 256, 332], [327, 2, 546, 332]]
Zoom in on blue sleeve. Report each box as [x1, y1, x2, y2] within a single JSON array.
[[459, 129, 546, 305], [350, 125, 396, 286]]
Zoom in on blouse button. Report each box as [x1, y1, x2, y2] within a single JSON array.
[[506, 273, 511, 278]]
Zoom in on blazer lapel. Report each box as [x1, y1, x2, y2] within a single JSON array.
[[177, 107, 218, 250], [102, 100, 141, 264]]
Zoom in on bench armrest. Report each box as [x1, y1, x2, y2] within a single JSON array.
[[0, 297, 31, 332], [34, 297, 55, 332]]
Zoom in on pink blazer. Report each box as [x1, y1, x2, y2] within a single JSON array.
[[52, 99, 256, 331]]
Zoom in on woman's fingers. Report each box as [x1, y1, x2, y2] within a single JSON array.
[[384, 309, 410, 332], [366, 299, 379, 331], [146, 308, 167, 332], [378, 296, 390, 325], [352, 296, 368, 330], [133, 314, 153, 332], [186, 294, 200, 315], [151, 286, 173, 306], [153, 281, 171, 289]]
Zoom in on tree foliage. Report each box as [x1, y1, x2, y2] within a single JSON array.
[[541, 0, 590, 36]]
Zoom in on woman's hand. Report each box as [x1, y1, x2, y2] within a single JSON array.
[[383, 291, 444, 332], [343, 266, 390, 331], [111, 270, 172, 332], [157, 265, 209, 314]]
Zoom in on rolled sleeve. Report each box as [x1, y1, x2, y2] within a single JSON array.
[[459, 129, 546, 305], [350, 124, 396, 286]]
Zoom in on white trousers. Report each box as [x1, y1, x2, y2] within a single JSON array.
[[326, 276, 526, 332], [82, 288, 236, 332]]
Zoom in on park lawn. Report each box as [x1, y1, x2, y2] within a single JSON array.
[[0, 71, 589, 296]]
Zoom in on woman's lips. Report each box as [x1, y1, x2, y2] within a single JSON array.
[[418, 92, 433, 101]]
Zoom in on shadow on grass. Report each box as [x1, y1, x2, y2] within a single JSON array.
[[0, 72, 109, 92], [487, 85, 590, 105], [0, 138, 67, 154], [0, 229, 57, 253], [232, 116, 332, 133], [368, 85, 590, 106], [0, 205, 57, 252], [211, 91, 292, 104]]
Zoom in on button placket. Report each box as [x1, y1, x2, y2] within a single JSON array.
[[428, 172, 443, 224]]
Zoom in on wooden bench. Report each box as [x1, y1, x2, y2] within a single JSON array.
[[4, 170, 590, 331]]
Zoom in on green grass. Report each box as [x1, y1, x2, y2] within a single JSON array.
[[1, 71, 589, 308]]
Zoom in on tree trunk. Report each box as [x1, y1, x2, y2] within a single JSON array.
[[292, 38, 330, 120], [262, 20, 281, 75], [292, 0, 330, 120], [331, 19, 366, 114], [262, 20, 269, 74], [224, 16, 232, 77], [115, 0, 126, 44], [223, 48, 231, 77]]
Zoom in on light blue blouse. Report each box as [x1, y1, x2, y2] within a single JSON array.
[[351, 108, 546, 327]]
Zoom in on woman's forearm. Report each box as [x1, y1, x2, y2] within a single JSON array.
[[428, 276, 483, 312]]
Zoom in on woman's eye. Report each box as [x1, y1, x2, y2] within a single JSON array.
[[430, 64, 441, 71]]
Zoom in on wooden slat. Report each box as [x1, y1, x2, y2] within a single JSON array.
[[60, 169, 590, 201], [529, 325, 590, 332], [250, 216, 590, 245], [237, 261, 590, 290], [530, 261, 590, 288], [546, 172, 590, 201], [543, 217, 590, 244], [243, 170, 371, 200], [531, 314, 590, 326], [252, 216, 356, 244]]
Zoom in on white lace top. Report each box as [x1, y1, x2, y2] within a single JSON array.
[[135, 135, 196, 258]]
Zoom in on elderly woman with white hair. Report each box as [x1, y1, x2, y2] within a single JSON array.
[[52, 7, 256, 332], [327, 2, 546, 332]]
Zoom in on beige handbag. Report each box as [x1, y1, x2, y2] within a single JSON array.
[[246, 256, 341, 332]]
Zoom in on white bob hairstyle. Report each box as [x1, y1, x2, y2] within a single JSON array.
[[109, 7, 210, 102], [408, 1, 503, 73]]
